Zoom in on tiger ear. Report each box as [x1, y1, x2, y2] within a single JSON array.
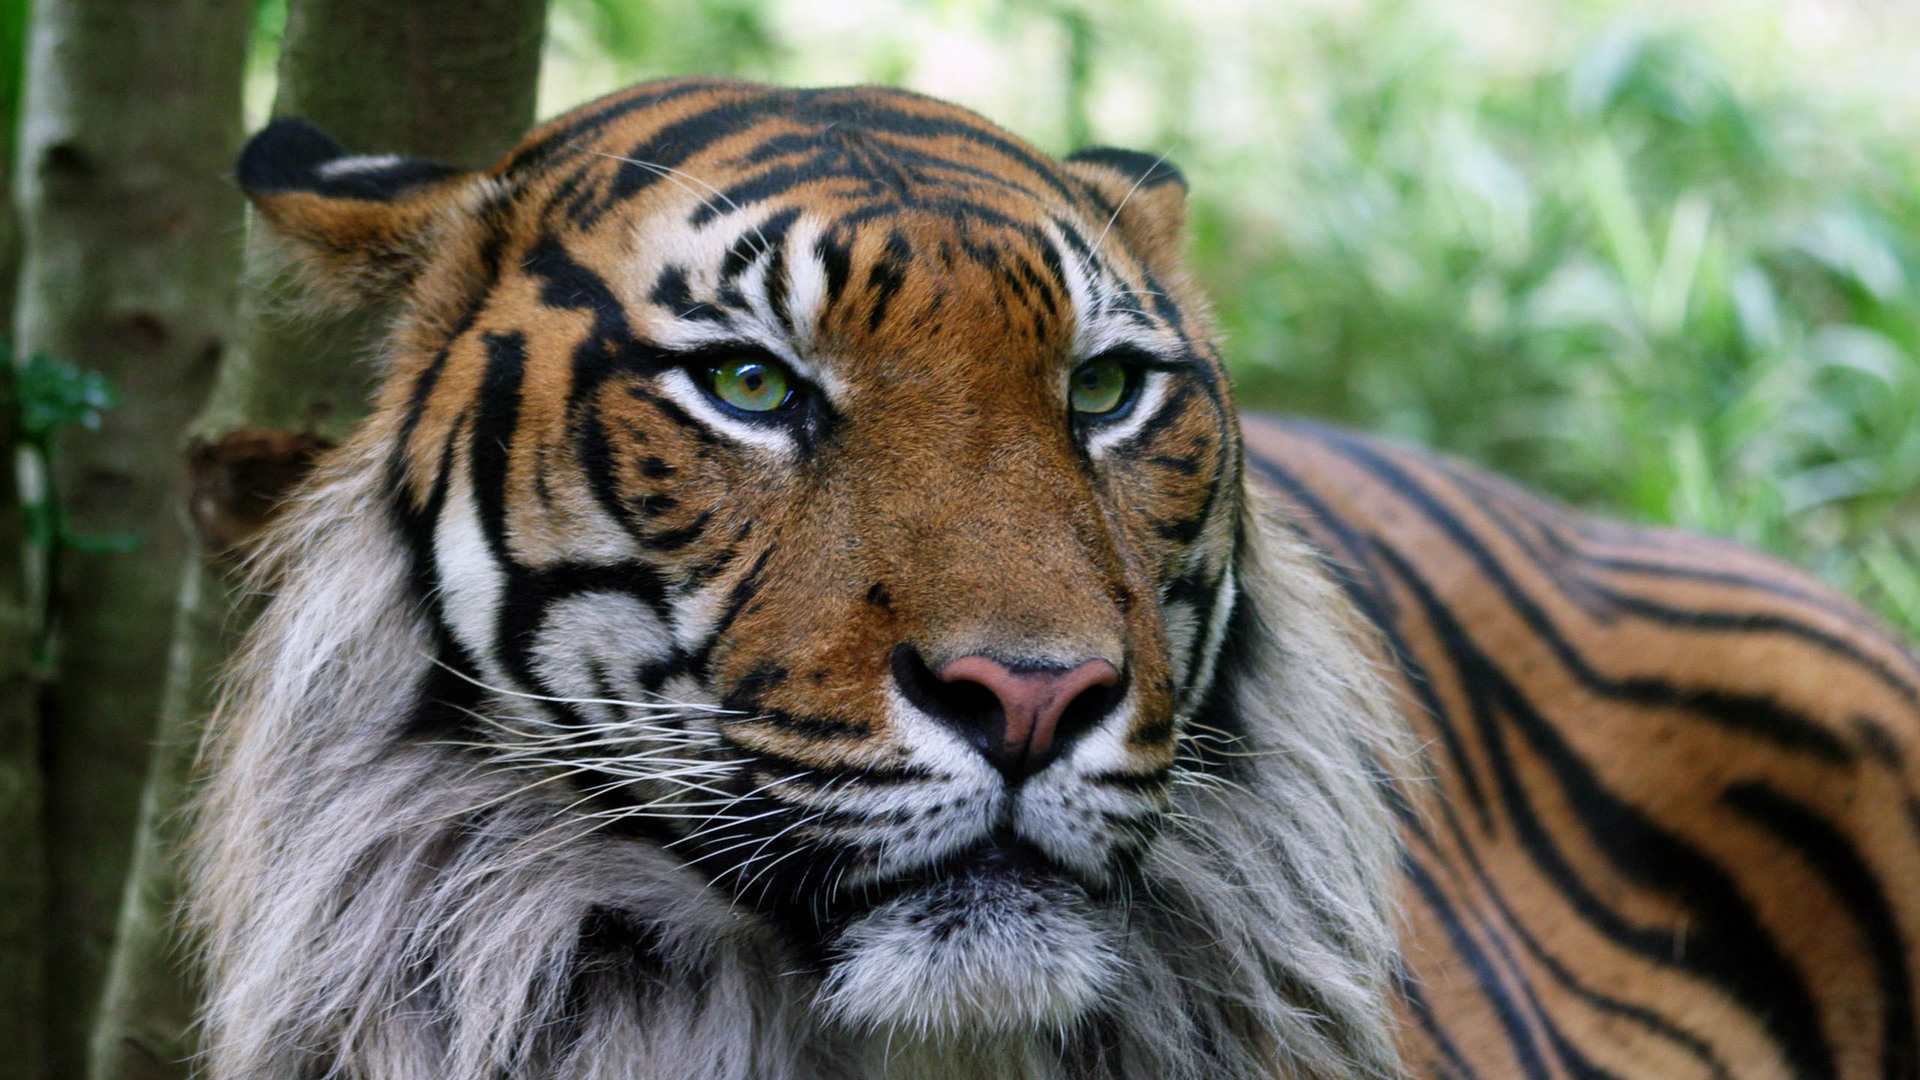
[[1060, 147, 1188, 272], [237, 118, 478, 304]]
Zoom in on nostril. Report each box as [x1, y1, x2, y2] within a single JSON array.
[[1048, 664, 1124, 757], [890, 644, 1124, 779], [890, 645, 1003, 758]]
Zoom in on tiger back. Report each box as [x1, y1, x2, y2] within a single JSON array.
[[1250, 419, 1920, 1080]]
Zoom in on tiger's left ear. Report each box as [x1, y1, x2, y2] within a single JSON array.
[[1060, 147, 1188, 273], [237, 118, 482, 305]]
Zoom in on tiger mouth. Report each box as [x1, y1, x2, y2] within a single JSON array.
[[900, 830, 1070, 888], [811, 829, 1110, 928]]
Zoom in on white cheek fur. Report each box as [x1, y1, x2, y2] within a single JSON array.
[[432, 467, 506, 682]]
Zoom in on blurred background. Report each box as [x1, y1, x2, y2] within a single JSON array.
[[0, 2, 1917, 1080]]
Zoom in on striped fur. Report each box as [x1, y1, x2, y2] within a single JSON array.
[[1246, 418, 1920, 1080], [192, 81, 1406, 1080], [189, 78, 1920, 1080]]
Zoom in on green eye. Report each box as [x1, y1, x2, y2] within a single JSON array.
[[1069, 358, 1132, 416], [706, 358, 794, 413]]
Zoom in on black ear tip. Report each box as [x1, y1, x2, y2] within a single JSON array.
[[1065, 146, 1186, 191], [237, 118, 462, 202], [238, 118, 349, 194]]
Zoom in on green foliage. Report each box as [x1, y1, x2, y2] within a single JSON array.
[[550, 0, 782, 82], [13, 349, 112, 445], [8, 348, 134, 569], [1184, 11, 1920, 637]]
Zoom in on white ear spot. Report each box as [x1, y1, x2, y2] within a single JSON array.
[[314, 153, 408, 179]]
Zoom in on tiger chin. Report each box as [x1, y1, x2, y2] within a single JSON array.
[[189, 79, 1409, 1080]]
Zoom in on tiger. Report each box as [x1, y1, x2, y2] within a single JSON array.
[[188, 77, 1920, 1080]]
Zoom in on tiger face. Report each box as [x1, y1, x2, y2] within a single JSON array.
[[241, 80, 1240, 1037]]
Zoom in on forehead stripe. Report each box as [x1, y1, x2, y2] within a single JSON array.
[[686, 141, 1052, 230], [720, 206, 802, 283], [527, 236, 631, 340], [584, 91, 1090, 226], [864, 229, 912, 333], [731, 131, 1042, 192], [501, 77, 744, 181], [815, 232, 854, 309]]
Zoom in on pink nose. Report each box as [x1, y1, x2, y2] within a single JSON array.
[[936, 655, 1122, 776]]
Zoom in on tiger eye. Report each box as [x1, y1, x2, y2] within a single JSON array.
[[707, 359, 793, 413], [1069, 358, 1131, 416]]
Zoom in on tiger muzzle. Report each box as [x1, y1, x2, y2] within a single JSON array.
[[890, 645, 1127, 780]]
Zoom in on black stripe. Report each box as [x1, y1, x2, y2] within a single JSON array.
[[1381, 538, 1836, 1080], [1084, 767, 1170, 792], [502, 78, 745, 181], [1404, 854, 1556, 1080], [1429, 454, 1920, 706], [1244, 451, 1491, 825], [471, 332, 527, 564], [719, 206, 801, 283], [1427, 769, 1739, 1080], [765, 233, 794, 334], [1396, 968, 1485, 1080], [1303, 424, 1857, 762], [1462, 866, 1629, 1080], [1110, 373, 1201, 456], [1723, 781, 1916, 1080], [493, 561, 674, 714], [527, 235, 631, 342], [648, 265, 726, 323], [814, 230, 853, 308], [1576, 585, 1920, 712], [466, 332, 681, 703], [468, 331, 529, 683], [684, 139, 1041, 228], [577, 88, 1087, 231], [695, 547, 772, 677], [726, 747, 932, 789], [864, 229, 912, 332], [522, 235, 722, 554]]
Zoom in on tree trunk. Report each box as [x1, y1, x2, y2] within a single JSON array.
[[87, 5, 549, 1080], [0, 0, 44, 1073], [83, 560, 243, 1080], [9, 1, 253, 1077]]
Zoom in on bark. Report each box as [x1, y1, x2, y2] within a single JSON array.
[[86, 5, 549, 1080], [9, 0, 252, 1076], [84, 562, 237, 1080], [0, 0, 44, 1074]]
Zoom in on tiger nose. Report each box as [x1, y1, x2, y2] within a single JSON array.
[[892, 646, 1123, 779]]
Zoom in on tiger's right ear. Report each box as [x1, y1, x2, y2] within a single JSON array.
[[238, 118, 479, 304]]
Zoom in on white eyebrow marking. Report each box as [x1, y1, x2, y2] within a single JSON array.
[[593, 150, 773, 259]]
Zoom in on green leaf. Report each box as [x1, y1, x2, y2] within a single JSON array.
[[15, 351, 117, 443]]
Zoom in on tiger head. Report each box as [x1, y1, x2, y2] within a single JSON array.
[[211, 78, 1403, 1077]]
